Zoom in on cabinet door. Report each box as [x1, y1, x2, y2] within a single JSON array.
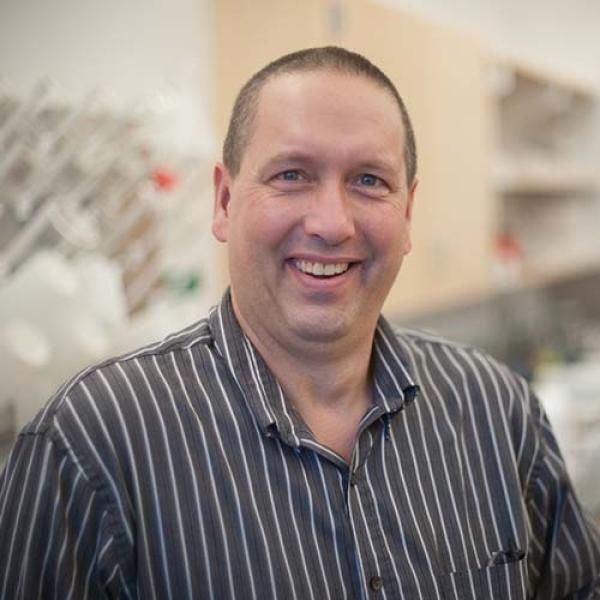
[[215, 0, 330, 139], [214, 0, 495, 317], [340, 1, 495, 317], [213, 0, 332, 293]]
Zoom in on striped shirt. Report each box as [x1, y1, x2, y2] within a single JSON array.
[[1, 290, 599, 599]]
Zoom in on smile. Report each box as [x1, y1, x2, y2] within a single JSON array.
[[294, 260, 350, 277]]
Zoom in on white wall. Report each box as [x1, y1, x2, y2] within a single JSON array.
[[378, 0, 600, 87], [0, 0, 215, 151], [0, 0, 223, 438], [2, 0, 597, 130]]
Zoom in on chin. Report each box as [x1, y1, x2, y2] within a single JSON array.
[[288, 308, 354, 344]]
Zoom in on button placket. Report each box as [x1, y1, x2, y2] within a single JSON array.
[[346, 425, 393, 597], [347, 455, 396, 598]]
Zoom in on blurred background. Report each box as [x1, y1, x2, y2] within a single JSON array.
[[0, 0, 599, 516]]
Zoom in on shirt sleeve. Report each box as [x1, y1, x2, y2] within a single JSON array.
[[0, 428, 132, 599], [525, 393, 600, 599]]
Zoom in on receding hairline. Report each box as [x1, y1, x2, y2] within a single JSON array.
[[247, 67, 407, 155], [222, 47, 417, 185]]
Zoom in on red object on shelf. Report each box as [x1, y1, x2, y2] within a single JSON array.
[[152, 167, 178, 191], [496, 232, 522, 259]]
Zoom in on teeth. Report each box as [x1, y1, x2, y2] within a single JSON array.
[[295, 260, 350, 277]]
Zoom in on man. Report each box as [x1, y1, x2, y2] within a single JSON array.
[[1, 47, 599, 599]]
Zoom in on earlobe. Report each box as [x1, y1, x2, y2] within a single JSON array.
[[212, 162, 231, 243]]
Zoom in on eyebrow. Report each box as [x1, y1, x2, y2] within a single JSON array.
[[262, 150, 400, 173], [262, 151, 316, 167], [354, 159, 400, 175]]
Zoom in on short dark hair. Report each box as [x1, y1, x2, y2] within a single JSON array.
[[222, 46, 417, 185]]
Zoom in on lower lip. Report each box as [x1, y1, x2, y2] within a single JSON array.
[[287, 261, 357, 291]]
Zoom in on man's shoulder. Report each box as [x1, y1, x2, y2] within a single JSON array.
[[24, 316, 215, 436], [390, 325, 492, 363], [392, 326, 472, 351], [387, 325, 543, 443], [388, 325, 527, 394]]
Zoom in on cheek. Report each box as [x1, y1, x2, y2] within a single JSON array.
[[237, 200, 300, 248], [233, 212, 296, 281], [363, 208, 409, 254]]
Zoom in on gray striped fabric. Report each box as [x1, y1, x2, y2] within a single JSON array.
[[1, 290, 599, 599]]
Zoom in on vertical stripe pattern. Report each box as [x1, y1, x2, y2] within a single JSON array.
[[1, 290, 599, 599]]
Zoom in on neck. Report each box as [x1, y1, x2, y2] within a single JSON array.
[[232, 298, 377, 461], [273, 341, 373, 411]]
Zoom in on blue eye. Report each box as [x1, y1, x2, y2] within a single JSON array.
[[270, 169, 310, 190], [359, 174, 380, 186], [279, 170, 301, 181]]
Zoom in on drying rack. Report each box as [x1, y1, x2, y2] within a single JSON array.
[[0, 79, 206, 313]]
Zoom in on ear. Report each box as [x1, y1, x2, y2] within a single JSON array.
[[212, 162, 232, 242], [402, 178, 418, 255]]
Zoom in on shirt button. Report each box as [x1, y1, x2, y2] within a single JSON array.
[[369, 575, 383, 591], [350, 472, 358, 487]]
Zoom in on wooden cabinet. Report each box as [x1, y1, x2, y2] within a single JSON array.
[[213, 0, 331, 294], [214, 1, 561, 318], [214, 0, 330, 141], [337, 1, 495, 317]]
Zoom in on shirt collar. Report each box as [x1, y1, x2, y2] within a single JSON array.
[[208, 289, 420, 448]]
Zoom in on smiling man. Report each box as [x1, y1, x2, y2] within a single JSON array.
[[1, 47, 599, 600], [212, 65, 416, 462]]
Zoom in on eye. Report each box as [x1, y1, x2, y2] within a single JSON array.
[[275, 169, 304, 182], [269, 168, 311, 191], [357, 173, 382, 187]]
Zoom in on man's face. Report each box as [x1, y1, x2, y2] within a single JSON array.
[[213, 70, 416, 352]]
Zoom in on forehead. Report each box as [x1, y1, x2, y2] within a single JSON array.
[[247, 70, 405, 165]]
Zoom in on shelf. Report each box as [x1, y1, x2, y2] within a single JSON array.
[[520, 257, 600, 290], [492, 58, 599, 101], [392, 257, 600, 320], [495, 171, 598, 196], [489, 53, 600, 325]]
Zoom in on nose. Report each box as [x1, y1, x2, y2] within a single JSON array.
[[303, 180, 356, 245]]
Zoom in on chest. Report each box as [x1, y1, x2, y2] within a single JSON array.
[[122, 400, 530, 600]]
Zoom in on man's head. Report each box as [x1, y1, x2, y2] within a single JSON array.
[[213, 47, 418, 356], [223, 46, 417, 187]]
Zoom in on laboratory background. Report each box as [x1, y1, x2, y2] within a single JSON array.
[[0, 0, 599, 520]]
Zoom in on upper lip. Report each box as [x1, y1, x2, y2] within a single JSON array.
[[288, 254, 361, 264]]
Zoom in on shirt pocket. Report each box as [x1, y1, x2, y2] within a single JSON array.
[[440, 556, 528, 600]]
